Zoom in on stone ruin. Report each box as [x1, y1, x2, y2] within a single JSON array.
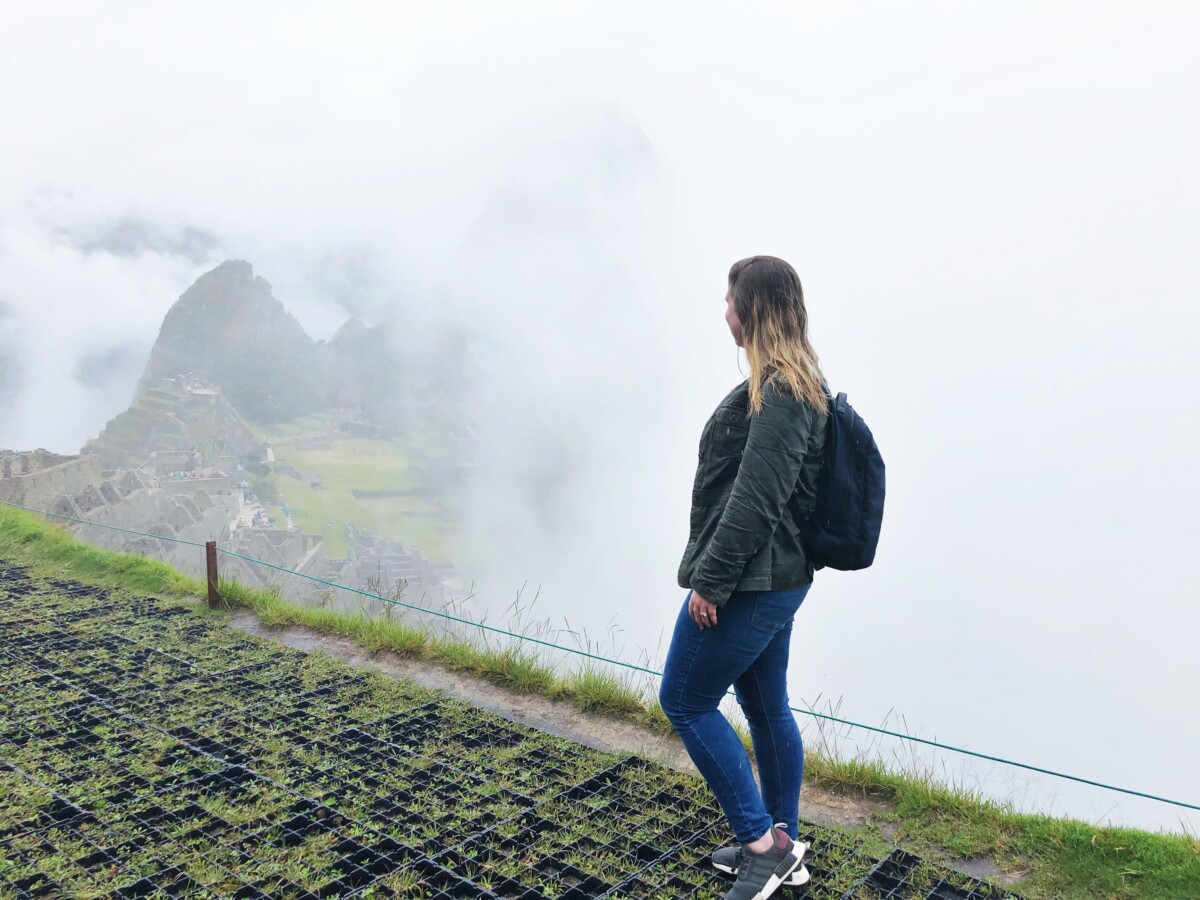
[[1, 444, 473, 640]]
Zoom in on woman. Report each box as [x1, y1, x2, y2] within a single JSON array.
[[660, 255, 829, 900]]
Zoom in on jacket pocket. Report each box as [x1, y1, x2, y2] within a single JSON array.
[[709, 407, 749, 461]]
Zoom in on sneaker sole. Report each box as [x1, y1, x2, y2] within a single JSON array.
[[713, 843, 810, 886], [712, 862, 811, 887]]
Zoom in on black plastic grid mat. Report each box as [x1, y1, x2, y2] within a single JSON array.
[[0, 563, 1021, 898]]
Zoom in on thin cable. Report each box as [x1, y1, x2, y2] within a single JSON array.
[[4, 497, 1198, 813], [0, 499, 207, 547], [214, 547, 663, 674]]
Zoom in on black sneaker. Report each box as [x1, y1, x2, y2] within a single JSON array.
[[712, 825, 810, 887], [719, 825, 805, 900]]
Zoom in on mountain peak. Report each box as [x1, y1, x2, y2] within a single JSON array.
[[135, 261, 330, 422], [207, 258, 254, 278], [330, 316, 370, 347]]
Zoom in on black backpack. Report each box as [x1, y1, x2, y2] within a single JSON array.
[[801, 384, 885, 571]]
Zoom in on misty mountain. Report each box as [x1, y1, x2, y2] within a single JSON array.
[[132, 260, 475, 445], [137, 260, 334, 423]]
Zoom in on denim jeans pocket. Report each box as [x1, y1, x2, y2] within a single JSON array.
[[750, 585, 809, 632]]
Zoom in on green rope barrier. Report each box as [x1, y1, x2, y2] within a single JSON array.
[[4, 497, 1198, 813]]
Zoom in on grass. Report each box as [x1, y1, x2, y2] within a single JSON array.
[[1, 571, 667, 895], [246, 414, 456, 560], [429, 634, 558, 694], [802, 752, 1200, 898], [566, 662, 648, 716], [3, 502, 1199, 898], [0, 502, 200, 599]]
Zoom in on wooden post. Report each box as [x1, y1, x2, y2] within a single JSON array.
[[206, 540, 220, 609]]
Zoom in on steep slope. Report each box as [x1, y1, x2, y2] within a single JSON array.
[[137, 260, 333, 423]]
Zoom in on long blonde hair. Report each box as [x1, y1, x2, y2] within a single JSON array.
[[729, 255, 828, 415]]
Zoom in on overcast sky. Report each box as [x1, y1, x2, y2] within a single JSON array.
[[2, 2, 1197, 832]]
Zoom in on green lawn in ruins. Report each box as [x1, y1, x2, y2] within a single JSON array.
[[245, 414, 456, 561]]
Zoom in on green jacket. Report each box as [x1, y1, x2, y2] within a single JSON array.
[[677, 375, 828, 608]]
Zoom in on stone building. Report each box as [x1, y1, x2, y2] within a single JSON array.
[[0, 450, 104, 512], [152, 450, 197, 477], [3, 438, 472, 641]]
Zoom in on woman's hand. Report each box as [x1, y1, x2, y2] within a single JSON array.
[[688, 590, 718, 630]]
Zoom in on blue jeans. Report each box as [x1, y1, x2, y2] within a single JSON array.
[[659, 584, 809, 844]]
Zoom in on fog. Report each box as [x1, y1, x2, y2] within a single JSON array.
[[1, 2, 1197, 833]]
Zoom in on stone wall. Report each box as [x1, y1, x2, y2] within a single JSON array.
[[218, 526, 328, 605], [66, 491, 239, 590], [152, 450, 196, 476], [0, 452, 103, 511], [161, 475, 232, 495]]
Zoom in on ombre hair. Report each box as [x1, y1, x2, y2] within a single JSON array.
[[729, 255, 829, 416]]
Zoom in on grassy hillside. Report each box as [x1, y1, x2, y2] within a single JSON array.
[[2, 504, 1197, 898], [246, 413, 459, 561]]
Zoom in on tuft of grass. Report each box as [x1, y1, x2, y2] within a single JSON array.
[[358, 616, 428, 657], [641, 701, 676, 737], [804, 750, 901, 800], [481, 644, 557, 694], [564, 663, 647, 716], [429, 634, 490, 672], [426, 638, 557, 695]]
